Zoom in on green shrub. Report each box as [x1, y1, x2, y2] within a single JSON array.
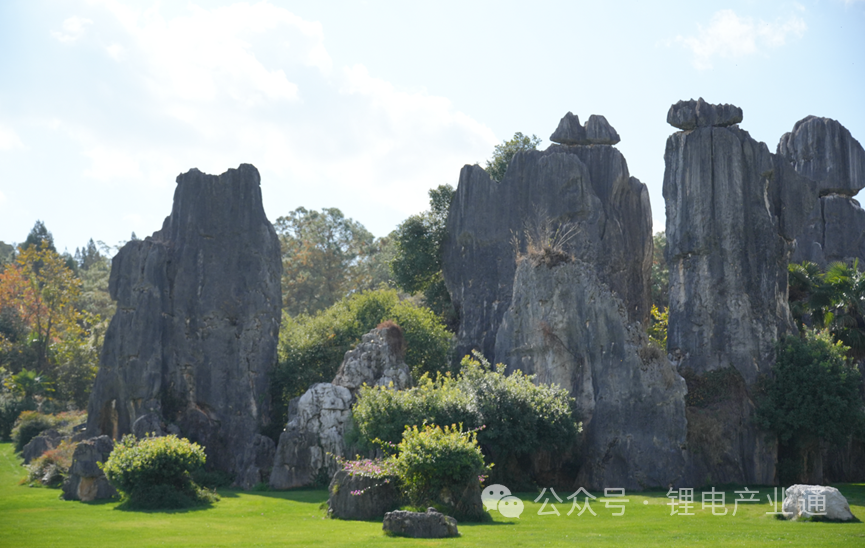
[[756, 330, 865, 482], [269, 289, 452, 437], [394, 424, 487, 519], [12, 411, 57, 452], [27, 440, 78, 487], [353, 351, 581, 480], [101, 435, 217, 509], [0, 396, 25, 441]]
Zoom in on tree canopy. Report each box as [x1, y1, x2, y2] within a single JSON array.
[[485, 132, 542, 181], [390, 185, 457, 328]]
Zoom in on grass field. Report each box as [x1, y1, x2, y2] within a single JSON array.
[[1, 442, 864, 547]]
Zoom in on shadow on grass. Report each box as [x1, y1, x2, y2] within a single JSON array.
[[112, 500, 217, 514]]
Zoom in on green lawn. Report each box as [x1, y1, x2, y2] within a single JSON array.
[[1, 442, 863, 547]]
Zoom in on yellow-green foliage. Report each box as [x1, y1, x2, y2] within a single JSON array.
[[648, 304, 668, 349], [394, 424, 486, 513], [270, 289, 451, 434]]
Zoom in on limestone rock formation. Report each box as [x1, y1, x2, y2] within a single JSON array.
[[792, 195, 865, 266], [666, 98, 743, 130], [270, 326, 413, 490], [664, 100, 817, 485], [777, 116, 865, 196], [327, 469, 403, 520], [495, 260, 688, 490], [383, 508, 460, 539], [585, 115, 620, 145], [782, 485, 856, 521], [549, 112, 587, 145], [445, 114, 652, 362], [62, 436, 118, 501], [21, 429, 61, 464], [85, 164, 282, 483], [332, 325, 412, 399], [550, 112, 620, 145], [777, 116, 865, 267]]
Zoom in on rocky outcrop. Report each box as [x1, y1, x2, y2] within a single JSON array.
[[444, 112, 652, 362], [495, 260, 688, 490], [667, 98, 743, 130], [550, 112, 620, 145], [269, 326, 413, 490], [777, 116, 865, 196], [332, 324, 412, 399], [782, 485, 857, 521], [327, 469, 402, 520], [383, 508, 460, 538], [21, 429, 61, 464], [663, 100, 817, 485], [62, 436, 118, 501], [84, 164, 282, 483], [778, 116, 865, 267]]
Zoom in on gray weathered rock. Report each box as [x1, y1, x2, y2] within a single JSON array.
[[269, 383, 352, 489], [663, 100, 817, 485], [444, 133, 652, 362], [332, 325, 412, 399], [549, 112, 588, 145], [792, 195, 865, 267], [777, 116, 865, 196], [270, 326, 414, 489], [550, 112, 621, 145], [383, 508, 459, 538], [495, 260, 687, 490], [236, 434, 276, 490], [327, 469, 402, 520], [667, 98, 743, 130], [132, 411, 165, 439], [21, 429, 61, 464], [585, 114, 620, 144], [782, 485, 857, 521], [84, 164, 281, 482], [62, 436, 118, 501]]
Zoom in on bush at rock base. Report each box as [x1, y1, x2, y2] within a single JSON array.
[[12, 411, 58, 453], [352, 351, 580, 485], [100, 434, 218, 509], [394, 424, 488, 521]]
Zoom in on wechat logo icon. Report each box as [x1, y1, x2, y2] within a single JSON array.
[[482, 484, 525, 518]]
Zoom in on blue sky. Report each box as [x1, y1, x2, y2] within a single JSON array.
[[1, 0, 863, 254]]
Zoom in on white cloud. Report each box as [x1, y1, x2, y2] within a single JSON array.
[[51, 16, 93, 43], [677, 10, 806, 70], [48, 1, 496, 230], [0, 125, 24, 150]]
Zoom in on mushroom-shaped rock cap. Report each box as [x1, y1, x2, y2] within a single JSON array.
[[551, 112, 620, 145], [586, 115, 620, 145], [777, 116, 865, 196], [550, 112, 588, 145], [667, 98, 743, 130]]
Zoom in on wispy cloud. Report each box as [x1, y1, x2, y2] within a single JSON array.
[[45, 1, 496, 229], [677, 10, 806, 70], [51, 16, 93, 43]]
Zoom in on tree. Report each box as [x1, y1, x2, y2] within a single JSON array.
[[651, 232, 669, 310], [788, 260, 865, 359], [20, 221, 56, 253], [0, 242, 14, 271], [391, 185, 457, 328], [275, 207, 376, 317], [485, 132, 542, 181], [757, 330, 864, 483]]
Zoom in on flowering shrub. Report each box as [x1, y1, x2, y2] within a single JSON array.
[[26, 440, 78, 486], [101, 435, 217, 509]]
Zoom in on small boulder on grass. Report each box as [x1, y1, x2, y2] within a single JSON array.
[[383, 508, 459, 539], [782, 485, 857, 522], [100, 434, 218, 510]]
